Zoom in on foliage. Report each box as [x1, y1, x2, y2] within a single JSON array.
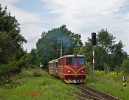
[[86, 75, 129, 100], [104, 64, 110, 74], [94, 70, 123, 82], [121, 58, 129, 75], [29, 49, 37, 65], [0, 5, 26, 76], [114, 65, 121, 74], [32, 68, 42, 77], [24, 48, 38, 68], [0, 60, 18, 77], [94, 70, 105, 77], [36, 25, 83, 67], [86, 62, 92, 75], [0, 68, 78, 100], [80, 29, 127, 71]]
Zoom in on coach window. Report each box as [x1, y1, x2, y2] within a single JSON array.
[[52, 63, 54, 68], [66, 57, 72, 65], [74, 58, 78, 65], [50, 63, 52, 67], [56, 62, 58, 68], [53, 62, 55, 67], [79, 58, 85, 65], [61, 58, 63, 66]]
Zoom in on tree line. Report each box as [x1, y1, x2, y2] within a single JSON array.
[[0, 5, 129, 78], [0, 5, 27, 77], [35, 27, 129, 75]]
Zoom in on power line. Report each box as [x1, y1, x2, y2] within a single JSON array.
[[112, 27, 129, 35]]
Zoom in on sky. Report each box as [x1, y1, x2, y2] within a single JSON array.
[[1, 0, 129, 54]]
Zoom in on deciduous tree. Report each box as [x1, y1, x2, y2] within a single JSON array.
[[80, 29, 127, 70], [36, 25, 83, 67]]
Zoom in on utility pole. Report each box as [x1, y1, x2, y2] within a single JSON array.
[[60, 42, 62, 57]]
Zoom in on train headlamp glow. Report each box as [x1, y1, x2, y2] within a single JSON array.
[[68, 71, 71, 73]]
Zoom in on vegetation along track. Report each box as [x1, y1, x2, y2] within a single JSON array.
[[71, 84, 120, 100]]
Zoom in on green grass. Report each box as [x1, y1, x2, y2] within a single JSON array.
[[1, 68, 129, 100], [0, 68, 79, 100], [86, 75, 129, 100]]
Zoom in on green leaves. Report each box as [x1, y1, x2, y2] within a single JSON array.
[[122, 58, 129, 75], [81, 29, 127, 71], [36, 25, 83, 66], [0, 5, 26, 76]]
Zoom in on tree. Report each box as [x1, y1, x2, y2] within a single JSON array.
[[0, 5, 26, 76], [27, 48, 37, 67], [36, 25, 83, 67], [121, 58, 129, 75], [0, 5, 26, 64], [80, 29, 127, 70]]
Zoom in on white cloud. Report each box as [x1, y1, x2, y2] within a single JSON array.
[[1, 0, 46, 52], [41, 0, 129, 54], [1, 0, 43, 24], [1, 0, 19, 4], [20, 24, 45, 51], [1, 0, 129, 53]]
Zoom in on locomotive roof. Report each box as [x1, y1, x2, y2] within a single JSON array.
[[48, 55, 85, 63], [48, 59, 58, 63], [61, 55, 85, 58]]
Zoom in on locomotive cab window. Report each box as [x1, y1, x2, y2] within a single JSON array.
[[66, 57, 72, 65], [74, 58, 78, 65], [79, 58, 85, 65]]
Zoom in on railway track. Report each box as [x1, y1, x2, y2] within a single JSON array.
[[71, 84, 120, 100]]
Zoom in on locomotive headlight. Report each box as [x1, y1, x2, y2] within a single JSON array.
[[82, 70, 84, 73], [68, 70, 71, 73]]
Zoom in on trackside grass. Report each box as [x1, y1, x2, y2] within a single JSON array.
[[0, 68, 79, 100], [86, 71, 129, 100]]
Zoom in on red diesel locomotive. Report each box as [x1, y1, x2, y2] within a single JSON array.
[[48, 55, 86, 83]]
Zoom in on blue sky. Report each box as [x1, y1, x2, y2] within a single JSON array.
[[1, 0, 129, 54], [14, 0, 43, 13]]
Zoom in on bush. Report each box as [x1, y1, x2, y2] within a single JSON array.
[[104, 64, 110, 74], [121, 58, 129, 75], [94, 70, 105, 77], [32, 68, 42, 77], [0, 61, 19, 77], [114, 65, 121, 74], [86, 62, 92, 75]]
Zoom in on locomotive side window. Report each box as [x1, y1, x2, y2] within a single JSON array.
[[74, 58, 78, 65], [66, 57, 72, 65], [79, 58, 85, 65]]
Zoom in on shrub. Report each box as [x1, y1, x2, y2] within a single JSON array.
[[0, 61, 19, 77], [114, 65, 121, 74], [32, 68, 42, 77], [104, 64, 110, 74], [121, 58, 129, 75], [94, 70, 105, 77], [86, 62, 92, 75]]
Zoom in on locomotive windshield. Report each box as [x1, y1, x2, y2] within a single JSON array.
[[66, 57, 85, 65], [79, 57, 85, 65], [74, 58, 78, 65], [66, 57, 72, 65]]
